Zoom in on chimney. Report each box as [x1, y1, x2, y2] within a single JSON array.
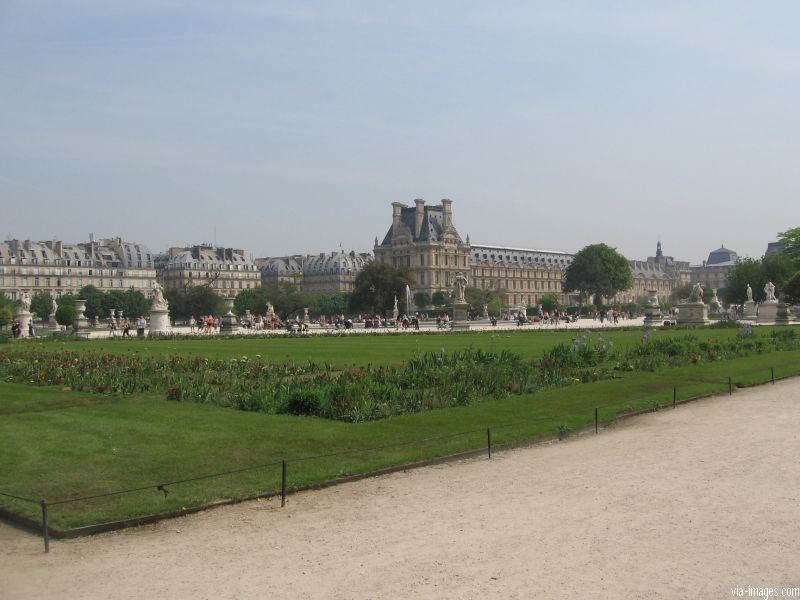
[[414, 199, 425, 238], [441, 199, 453, 229], [23, 239, 32, 251], [391, 202, 406, 237]]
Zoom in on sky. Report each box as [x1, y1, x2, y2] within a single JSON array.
[[1, 1, 798, 264]]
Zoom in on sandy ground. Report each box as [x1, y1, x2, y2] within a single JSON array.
[[3, 380, 800, 600]]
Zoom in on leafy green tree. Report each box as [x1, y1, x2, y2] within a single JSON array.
[[784, 271, 800, 304], [349, 261, 413, 315], [55, 304, 76, 327], [431, 291, 449, 307], [166, 286, 224, 320], [413, 292, 431, 309], [725, 258, 767, 304], [778, 227, 800, 263], [539, 292, 562, 313], [311, 293, 350, 318], [563, 244, 632, 307], [0, 294, 16, 315], [30, 292, 54, 319], [78, 285, 105, 322], [121, 288, 150, 318], [0, 307, 12, 328], [234, 287, 268, 316], [762, 251, 796, 291]]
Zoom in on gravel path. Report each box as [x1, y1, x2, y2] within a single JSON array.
[[3, 378, 799, 599]]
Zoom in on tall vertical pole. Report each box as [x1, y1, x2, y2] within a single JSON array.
[[281, 460, 287, 508], [594, 407, 599, 434], [673, 386, 677, 409], [40, 499, 49, 554], [487, 428, 492, 459]]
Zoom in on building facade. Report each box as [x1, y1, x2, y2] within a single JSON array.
[[0, 237, 156, 300], [469, 244, 574, 308], [157, 244, 260, 293], [690, 246, 738, 293], [374, 200, 472, 296], [258, 250, 371, 294], [374, 199, 575, 307]]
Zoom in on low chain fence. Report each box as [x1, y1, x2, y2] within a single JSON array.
[[0, 366, 790, 553]]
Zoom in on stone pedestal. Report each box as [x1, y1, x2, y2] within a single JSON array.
[[451, 301, 471, 331], [72, 299, 91, 338], [757, 301, 778, 324], [742, 300, 757, 321], [642, 291, 663, 327], [48, 311, 60, 333], [775, 303, 794, 325], [149, 309, 170, 335], [676, 302, 709, 326], [220, 298, 239, 334], [15, 309, 32, 338]]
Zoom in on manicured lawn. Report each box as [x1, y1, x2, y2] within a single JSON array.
[[2, 325, 762, 365], [2, 344, 798, 530]]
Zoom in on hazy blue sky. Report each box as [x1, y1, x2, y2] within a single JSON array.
[[2, 1, 798, 263]]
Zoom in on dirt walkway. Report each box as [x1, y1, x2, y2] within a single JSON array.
[[3, 380, 800, 599]]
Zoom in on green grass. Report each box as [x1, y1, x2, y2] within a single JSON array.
[[2, 325, 772, 365], [2, 344, 799, 530]]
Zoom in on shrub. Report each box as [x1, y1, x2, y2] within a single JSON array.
[[55, 304, 77, 327]]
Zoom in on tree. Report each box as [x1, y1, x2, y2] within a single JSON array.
[[349, 261, 413, 315], [539, 292, 562, 313], [563, 244, 632, 307], [413, 292, 431, 309], [55, 304, 76, 327], [762, 251, 796, 292], [778, 227, 800, 263], [784, 271, 800, 304], [431, 291, 450, 307], [30, 292, 54, 320], [724, 258, 764, 304], [0, 307, 12, 329], [77, 285, 105, 322], [166, 286, 224, 321]]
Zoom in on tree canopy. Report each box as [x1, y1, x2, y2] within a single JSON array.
[[725, 252, 798, 304], [349, 261, 413, 315], [563, 243, 632, 306], [778, 227, 800, 263]]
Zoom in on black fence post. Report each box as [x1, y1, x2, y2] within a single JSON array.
[[487, 428, 492, 459], [673, 386, 677, 409], [40, 499, 49, 554], [281, 460, 287, 507], [772, 367, 775, 384], [729, 376, 733, 396], [594, 407, 598, 434]]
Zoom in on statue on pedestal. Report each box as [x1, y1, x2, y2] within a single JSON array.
[[151, 282, 169, 311], [19, 291, 31, 313], [454, 272, 467, 303], [688, 282, 704, 303], [746, 284, 753, 302], [764, 281, 777, 303]]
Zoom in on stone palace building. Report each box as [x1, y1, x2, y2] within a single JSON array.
[[156, 244, 260, 294], [0, 236, 156, 301], [374, 199, 577, 309], [258, 250, 372, 294]]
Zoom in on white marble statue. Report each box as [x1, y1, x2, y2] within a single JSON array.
[[746, 284, 753, 302], [454, 272, 467, 303], [19, 291, 31, 312], [764, 281, 777, 303], [266, 301, 275, 316], [51, 297, 58, 315], [688, 282, 704, 303], [151, 282, 169, 311]]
